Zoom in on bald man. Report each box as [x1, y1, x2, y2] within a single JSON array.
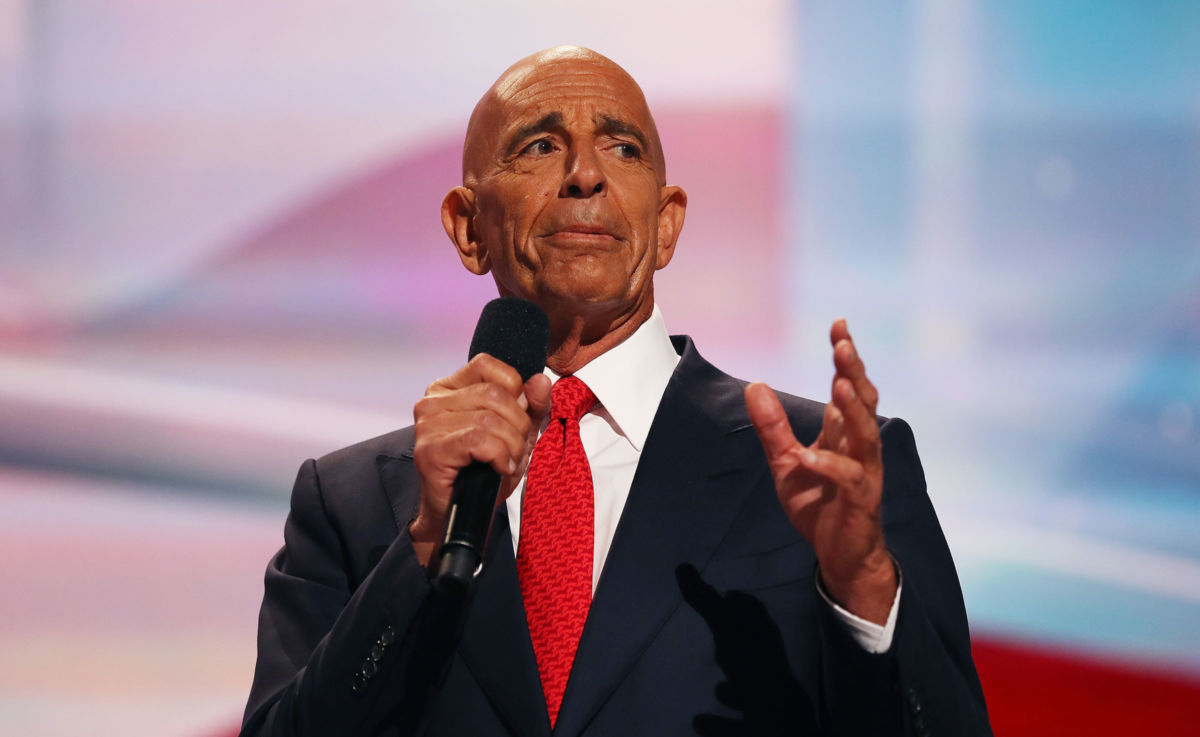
[[241, 48, 992, 737]]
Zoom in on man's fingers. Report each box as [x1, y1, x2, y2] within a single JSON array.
[[412, 359, 544, 548], [829, 317, 851, 349], [460, 381, 534, 431], [420, 423, 521, 478], [507, 374, 553, 489], [413, 431, 514, 497], [820, 401, 845, 452], [435, 352, 526, 395], [519, 373, 552, 457], [745, 382, 800, 463], [833, 377, 882, 472], [414, 364, 547, 498], [831, 322, 879, 412], [417, 409, 526, 465], [827, 319, 882, 471], [450, 425, 521, 476], [471, 409, 528, 462], [417, 373, 536, 435], [796, 446, 872, 503], [834, 339, 879, 410]]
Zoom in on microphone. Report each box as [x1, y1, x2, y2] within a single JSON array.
[[433, 296, 550, 595]]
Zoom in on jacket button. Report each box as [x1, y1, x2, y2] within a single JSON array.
[[380, 625, 397, 646], [361, 659, 378, 678], [371, 643, 386, 662], [352, 673, 367, 694], [906, 688, 922, 710]]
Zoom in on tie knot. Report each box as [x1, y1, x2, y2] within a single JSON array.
[[550, 376, 597, 422]]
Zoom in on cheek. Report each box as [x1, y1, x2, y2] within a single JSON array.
[[511, 187, 555, 227], [635, 202, 665, 252]]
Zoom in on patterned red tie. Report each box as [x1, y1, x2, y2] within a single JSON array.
[[517, 375, 597, 727]]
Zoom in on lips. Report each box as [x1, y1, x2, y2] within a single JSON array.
[[552, 228, 617, 243], [541, 220, 624, 241]]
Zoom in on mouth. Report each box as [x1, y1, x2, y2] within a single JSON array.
[[559, 225, 610, 235], [544, 223, 623, 242]]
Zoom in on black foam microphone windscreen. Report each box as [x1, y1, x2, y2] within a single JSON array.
[[468, 297, 551, 381], [433, 297, 550, 595]]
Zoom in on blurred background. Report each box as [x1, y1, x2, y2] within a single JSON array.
[[2, 1, 1198, 735]]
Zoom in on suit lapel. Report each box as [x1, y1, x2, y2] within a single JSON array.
[[553, 339, 768, 737], [457, 509, 553, 737], [377, 448, 550, 737]]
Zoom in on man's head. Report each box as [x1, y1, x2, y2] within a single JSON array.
[[441, 47, 687, 363]]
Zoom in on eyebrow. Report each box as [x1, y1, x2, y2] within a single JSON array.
[[504, 112, 564, 157], [597, 115, 649, 152], [502, 111, 651, 158]]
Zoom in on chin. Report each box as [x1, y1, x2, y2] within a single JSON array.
[[529, 284, 614, 314]]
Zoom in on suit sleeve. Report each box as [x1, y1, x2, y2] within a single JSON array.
[[240, 458, 453, 737], [816, 417, 993, 737]]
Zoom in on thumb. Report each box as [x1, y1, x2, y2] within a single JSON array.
[[745, 382, 800, 463], [498, 373, 553, 506], [524, 373, 552, 424]]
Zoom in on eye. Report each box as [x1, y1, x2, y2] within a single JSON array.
[[612, 142, 641, 160], [521, 138, 556, 156]]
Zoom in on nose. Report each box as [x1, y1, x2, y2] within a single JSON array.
[[560, 147, 605, 198]]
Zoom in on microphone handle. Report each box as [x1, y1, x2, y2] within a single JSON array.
[[432, 461, 502, 595]]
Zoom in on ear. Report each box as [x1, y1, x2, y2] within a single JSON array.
[[653, 184, 687, 270], [441, 186, 490, 275]]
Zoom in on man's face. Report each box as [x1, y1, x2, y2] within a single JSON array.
[[458, 53, 682, 323]]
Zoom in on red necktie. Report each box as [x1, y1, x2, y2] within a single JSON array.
[[517, 375, 597, 727]]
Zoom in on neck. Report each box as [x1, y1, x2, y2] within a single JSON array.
[[543, 296, 653, 375]]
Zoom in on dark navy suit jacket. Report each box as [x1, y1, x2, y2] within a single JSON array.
[[241, 337, 992, 736]]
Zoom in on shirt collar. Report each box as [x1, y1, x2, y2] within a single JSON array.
[[545, 304, 680, 452]]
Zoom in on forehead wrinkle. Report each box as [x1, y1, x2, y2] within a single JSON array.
[[463, 50, 669, 184], [507, 79, 620, 112]]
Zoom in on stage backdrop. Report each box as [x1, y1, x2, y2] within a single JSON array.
[[2, 2, 1198, 735]]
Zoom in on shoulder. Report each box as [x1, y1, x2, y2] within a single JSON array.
[[315, 425, 415, 472], [670, 334, 829, 444], [670, 335, 914, 449], [300, 426, 417, 521]]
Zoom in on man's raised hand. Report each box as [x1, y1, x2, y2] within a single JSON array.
[[744, 319, 896, 624]]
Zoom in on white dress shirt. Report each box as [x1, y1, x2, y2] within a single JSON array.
[[504, 305, 900, 653]]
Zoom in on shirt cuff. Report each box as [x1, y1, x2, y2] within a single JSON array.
[[815, 561, 902, 655]]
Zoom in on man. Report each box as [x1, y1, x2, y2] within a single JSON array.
[[241, 47, 992, 736]]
